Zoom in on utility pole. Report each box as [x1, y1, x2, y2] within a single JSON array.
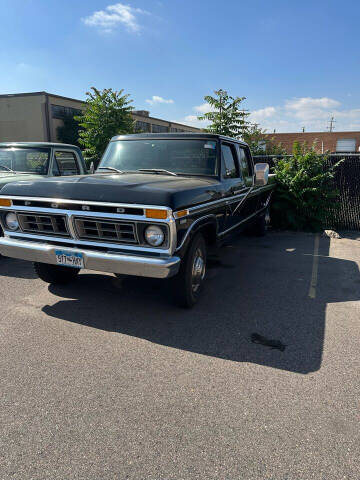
[[327, 116, 336, 132]]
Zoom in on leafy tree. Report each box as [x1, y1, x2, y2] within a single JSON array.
[[271, 141, 343, 231], [198, 89, 250, 138], [75, 87, 134, 163], [56, 114, 81, 147], [243, 124, 287, 156], [242, 124, 268, 155]]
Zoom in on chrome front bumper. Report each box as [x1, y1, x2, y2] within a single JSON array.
[[0, 237, 180, 279]]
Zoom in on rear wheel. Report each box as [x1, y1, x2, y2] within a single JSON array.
[[173, 233, 207, 308], [248, 208, 270, 237], [34, 262, 80, 285]]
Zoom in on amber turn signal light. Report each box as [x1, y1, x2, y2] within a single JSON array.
[[174, 209, 189, 219], [0, 198, 12, 207], [145, 209, 168, 219]]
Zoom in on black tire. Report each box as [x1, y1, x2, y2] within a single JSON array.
[[33, 262, 80, 285], [173, 233, 207, 308]]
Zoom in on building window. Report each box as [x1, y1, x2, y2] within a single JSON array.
[[135, 121, 151, 132], [336, 138, 356, 152], [170, 127, 185, 132], [151, 124, 169, 133], [51, 104, 82, 119]]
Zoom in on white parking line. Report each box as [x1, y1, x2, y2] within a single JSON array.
[[308, 234, 320, 299]]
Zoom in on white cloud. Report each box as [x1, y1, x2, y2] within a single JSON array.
[[249, 97, 360, 133], [182, 96, 360, 133], [169, 115, 209, 129], [251, 106, 277, 122], [193, 102, 215, 114], [286, 97, 340, 111], [82, 3, 149, 33], [146, 95, 174, 105]]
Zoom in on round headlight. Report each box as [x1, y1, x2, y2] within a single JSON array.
[[5, 212, 19, 231], [145, 225, 164, 247]]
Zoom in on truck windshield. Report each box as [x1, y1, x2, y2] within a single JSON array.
[[98, 139, 218, 176], [0, 148, 50, 174]]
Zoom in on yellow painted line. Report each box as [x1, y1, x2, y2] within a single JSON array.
[[308, 234, 320, 299]]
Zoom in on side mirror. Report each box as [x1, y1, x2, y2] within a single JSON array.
[[254, 163, 269, 186]]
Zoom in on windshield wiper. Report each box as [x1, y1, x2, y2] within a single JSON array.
[[97, 166, 124, 174], [0, 165, 15, 173], [137, 168, 177, 176]]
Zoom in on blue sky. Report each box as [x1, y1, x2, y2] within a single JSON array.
[[1, 0, 360, 132]]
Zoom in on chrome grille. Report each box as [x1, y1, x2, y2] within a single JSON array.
[[18, 214, 69, 236], [74, 218, 137, 244]]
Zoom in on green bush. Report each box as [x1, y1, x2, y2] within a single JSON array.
[[271, 142, 343, 231]]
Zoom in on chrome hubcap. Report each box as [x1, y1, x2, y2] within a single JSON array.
[[265, 209, 271, 225], [191, 248, 205, 293]]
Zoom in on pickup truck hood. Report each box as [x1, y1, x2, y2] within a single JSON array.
[[0, 173, 223, 210], [0, 173, 45, 189]]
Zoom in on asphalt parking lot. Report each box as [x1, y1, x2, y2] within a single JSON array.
[[0, 231, 359, 479]]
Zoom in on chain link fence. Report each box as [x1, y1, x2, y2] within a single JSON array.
[[253, 154, 360, 231]]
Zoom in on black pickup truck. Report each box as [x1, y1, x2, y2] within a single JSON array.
[[0, 133, 273, 307]]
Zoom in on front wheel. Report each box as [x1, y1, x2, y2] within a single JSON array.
[[173, 233, 207, 308], [34, 262, 80, 285]]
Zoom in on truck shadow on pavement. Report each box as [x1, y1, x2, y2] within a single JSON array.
[[42, 232, 360, 374], [0, 256, 37, 279]]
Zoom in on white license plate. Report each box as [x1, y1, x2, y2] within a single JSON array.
[[55, 250, 84, 268]]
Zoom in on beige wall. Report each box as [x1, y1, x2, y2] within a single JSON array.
[[132, 113, 200, 133], [0, 92, 199, 143], [0, 94, 47, 142], [47, 95, 85, 142]]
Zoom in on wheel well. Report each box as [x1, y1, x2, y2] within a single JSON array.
[[198, 222, 217, 246]]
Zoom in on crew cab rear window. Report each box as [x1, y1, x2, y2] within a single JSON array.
[[221, 144, 239, 178], [237, 146, 253, 186], [54, 151, 80, 176]]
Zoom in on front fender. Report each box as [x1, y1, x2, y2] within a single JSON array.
[[175, 214, 218, 258]]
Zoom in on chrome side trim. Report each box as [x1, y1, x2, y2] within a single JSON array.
[[174, 185, 274, 251], [175, 184, 274, 216], [218, 204, 269, 237], [175, 214, 217, 252], [188, 195, 237, 213]]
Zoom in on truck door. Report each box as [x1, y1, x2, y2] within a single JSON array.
[[236, 145, 258, 219], [220, 142, 248, 233]]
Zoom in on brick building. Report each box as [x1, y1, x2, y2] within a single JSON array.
[[263, 131, 360, 154]]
